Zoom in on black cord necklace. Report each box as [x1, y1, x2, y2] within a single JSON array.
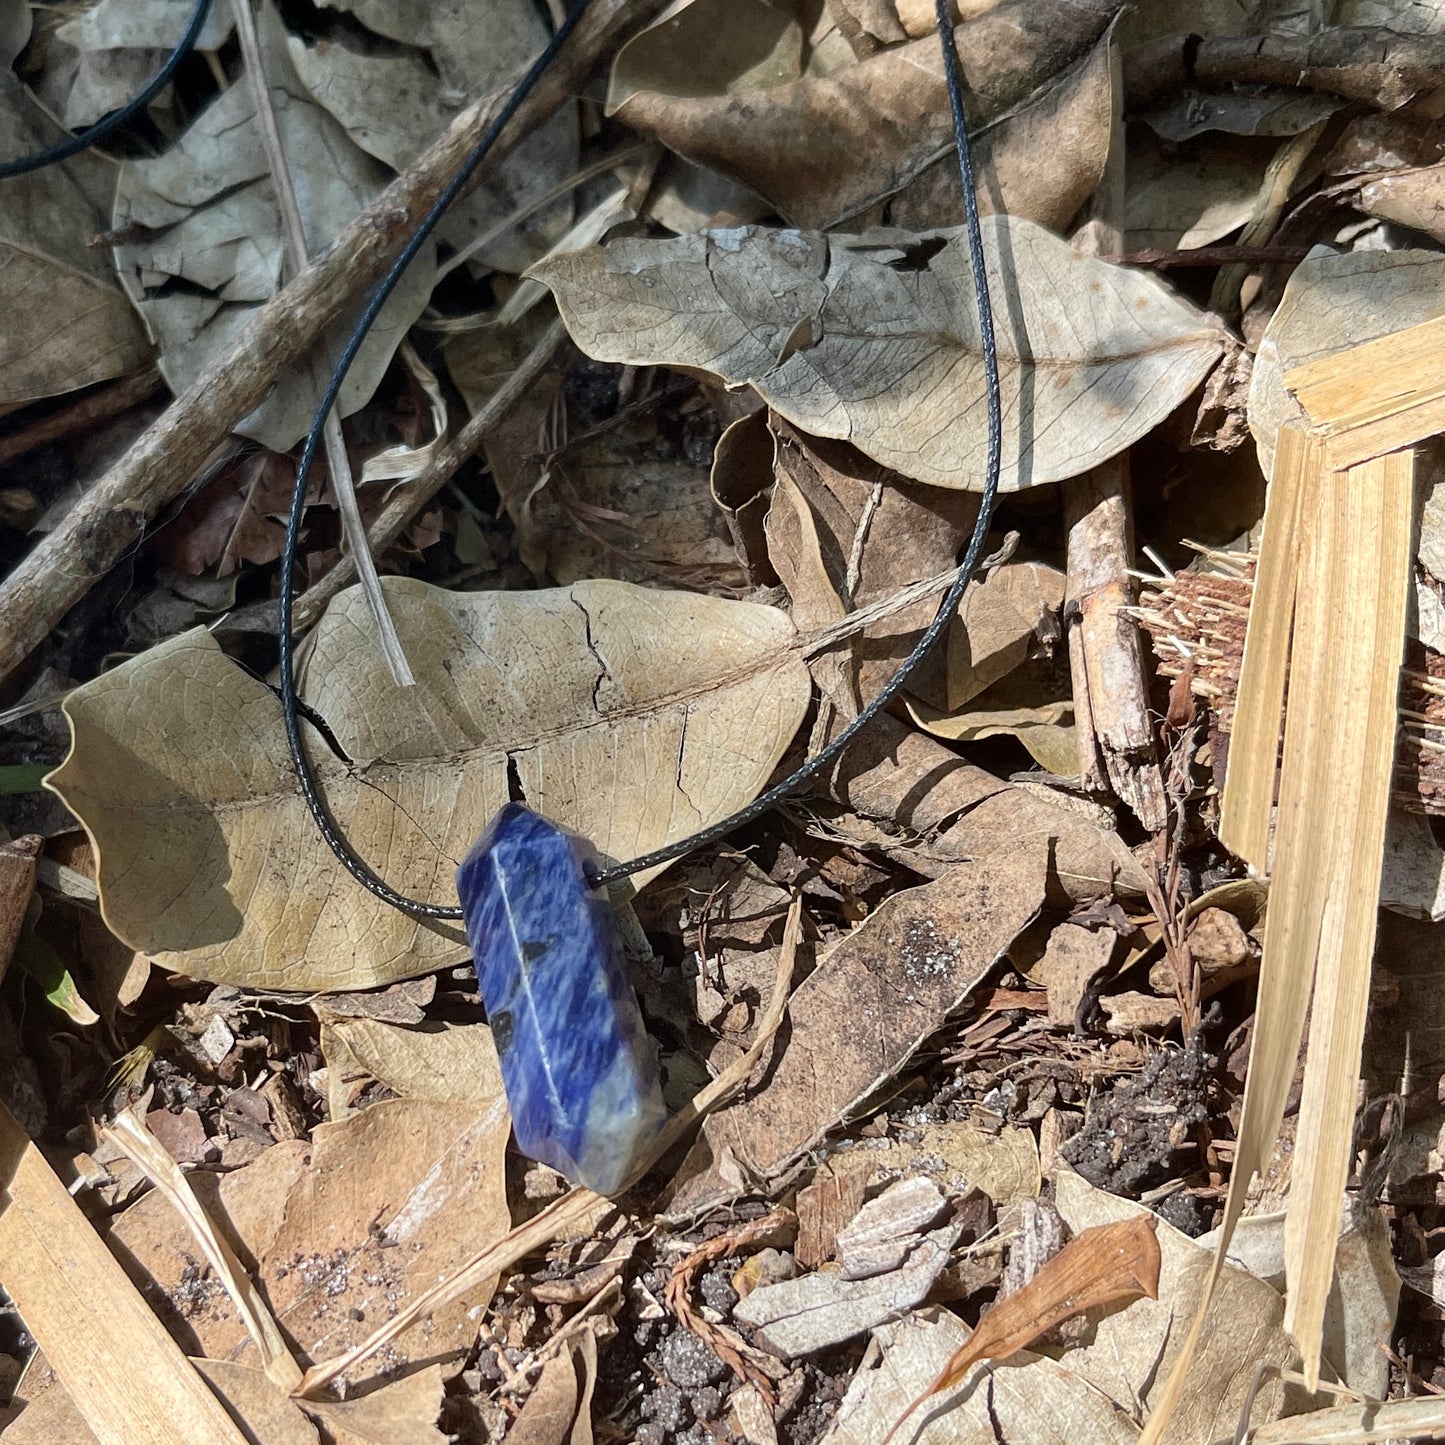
[[278, 0, 1003, 919], [3, 0, 1005, 1194], [0, 0, 213, 179]]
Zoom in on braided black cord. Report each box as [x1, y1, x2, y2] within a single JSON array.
[[279, 0, 1004, 913], [0, 0, 212, 179]]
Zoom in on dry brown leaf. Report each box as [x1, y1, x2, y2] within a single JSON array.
[[506, 1350, 580, 1445], [302, 1364, 448, 1445], [888, 35, 1114, 235], [767, 420, 979, 699], [906, 662, 1077, 775], [885, 1215, 1161, 1439], [43, 0, 232, 129], [944, 561, 1065, 708], [1032, 922, 1118, 1028], [611, 0, 1119, 228], [317, 1018, 503, 1105], [0, 75, 151, 407], [1127, 129, 1286, 251], [662, 841, 1048, 1218], [47, 577, 809, 989], [823, 1307, 1140, 1445], [1053, 1168, 1308, 1444], [105, 1098, 511, 1382], [606, 0, 805, 114], [191, 1361, 319, 1445], [531, 216, 1225, 492]]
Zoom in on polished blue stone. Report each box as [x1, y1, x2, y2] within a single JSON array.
[[456, 803, 666, 1195]]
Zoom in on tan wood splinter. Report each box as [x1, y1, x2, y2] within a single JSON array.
[[0, 1100, 248, 1445]]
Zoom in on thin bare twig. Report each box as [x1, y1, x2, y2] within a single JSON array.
[[0, 366, 164, 470]]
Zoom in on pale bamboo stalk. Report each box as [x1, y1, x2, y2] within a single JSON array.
[[1219, 424, 1321, 869], [1284, 449, 1414, 1384], [1287, 311, 1445, 470]]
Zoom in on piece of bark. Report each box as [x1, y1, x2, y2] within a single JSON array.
[[733, 1223, 960, 1357], [1035, 921, 1116, 1029], [0, 0, 657, 683], [835, 1177, 948, 1281], [0, 834, 40, 988], [795, 1159, 872, 1271], [1126, 29, 1445, 114], [1064, 463, 1165, 830], [661, 842, 1048, 1220]]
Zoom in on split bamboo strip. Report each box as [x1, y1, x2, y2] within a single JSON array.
[[1139, 439, 1415, 1438], [1219, 423, 1321, 869], [1283, 449, 1414, 1380], [1286, 311, 1445, 469], [0, 1100, 248, 1445]]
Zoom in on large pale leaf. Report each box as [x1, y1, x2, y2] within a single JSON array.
[[530, 216, 1226, 492], [46, 578, 810, 990]]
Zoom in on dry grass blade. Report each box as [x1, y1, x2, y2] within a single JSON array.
[[296, 894, 803, 1398], [0, 1099, 249, 1445], [1252, 1391, 1445, 1442], [882, 1216, 1162, 1445], [100, 1105, 304, 1392], [1219, 423, 1320, 870], [228, 0, 413, 687]]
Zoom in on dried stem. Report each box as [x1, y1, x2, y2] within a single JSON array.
[[0, 0, 659, 683], [1065, 36, 1167, 832], [228, 0, 414, 686], [0, 365, 163, 470], [294, 316, 567, 628]]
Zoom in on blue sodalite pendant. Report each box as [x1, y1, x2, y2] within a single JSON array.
[[456, 804, 667, 1195]]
